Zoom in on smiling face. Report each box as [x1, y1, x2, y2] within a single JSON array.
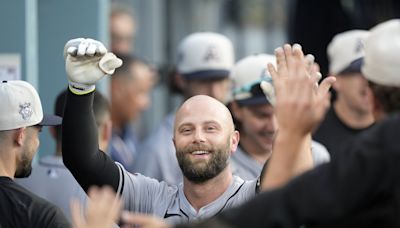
[[173, 95, 239, 183], [232, 102, 277, 154]]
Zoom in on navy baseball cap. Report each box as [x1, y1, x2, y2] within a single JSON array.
[[337, 57, 363, 75]]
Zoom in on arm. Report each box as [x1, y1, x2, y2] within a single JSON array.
[[62, 90, 120, 192], [259, 44, 335, 190], [215, 122, 394, 227], [62, 38, 123, 193]]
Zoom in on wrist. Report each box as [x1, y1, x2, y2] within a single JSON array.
[[68, 81, 95, 95]]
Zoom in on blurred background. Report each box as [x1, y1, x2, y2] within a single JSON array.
[[0, 0, 398, 159]]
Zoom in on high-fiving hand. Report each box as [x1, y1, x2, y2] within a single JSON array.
[[263, 44, 335, 136]]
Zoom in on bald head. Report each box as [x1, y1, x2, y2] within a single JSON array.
[[174, 95, 235, 134]]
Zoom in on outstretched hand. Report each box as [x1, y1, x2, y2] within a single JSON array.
[[64, 38, 123, 95], [71, 186, 122, 228], [263, 44, 335, 136]]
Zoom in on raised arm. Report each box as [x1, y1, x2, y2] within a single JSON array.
[[260, 44, 335, 190], [62, 38, 123, 193]]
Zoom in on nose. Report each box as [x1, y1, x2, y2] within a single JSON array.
[[264, 116, 278, 133], [193, 129, 206, 143]]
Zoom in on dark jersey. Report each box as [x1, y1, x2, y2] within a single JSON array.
[[313, 106, 373, 159], [0, 176, 70, 228]]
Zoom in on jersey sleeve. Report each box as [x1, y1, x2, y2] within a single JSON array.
[[116, 163, 178, 214], [62, 90, 120, 192]]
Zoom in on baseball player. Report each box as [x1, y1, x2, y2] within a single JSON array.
[[229, 53, 331, 181], [133, 32, 234, 185], [61, 38, 333, 225], [0, 80, 69, 227], [16, 89, 111, 220], [61, 38, 258, 225], [186, 19, 400, 228], [313, 30, 375, 158]]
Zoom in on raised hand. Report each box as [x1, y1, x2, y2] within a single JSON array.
[[264, 44, 335, 136], [64, 38, 123, 95]]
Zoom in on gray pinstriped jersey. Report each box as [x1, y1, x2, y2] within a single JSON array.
[[116, 163, 257, 225]]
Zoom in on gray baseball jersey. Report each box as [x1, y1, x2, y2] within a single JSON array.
[[117, 163, 257, 225], [230, 141, 331, 181]]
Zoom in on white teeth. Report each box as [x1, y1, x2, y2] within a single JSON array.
[[191, 151, 209, 155]]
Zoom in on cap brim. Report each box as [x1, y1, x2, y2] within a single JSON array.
[[338, 57, 363, 75], [236, 96, 270, 106], [38, 114, 62, 126], [182, 70, 230, 80]]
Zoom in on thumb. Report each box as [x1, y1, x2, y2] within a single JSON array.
[[99, 53, 123, 75]]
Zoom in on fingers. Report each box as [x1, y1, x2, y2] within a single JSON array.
[[274, 47, 287, 76], [292, 44, 306, 76], [99, 53, 123, 75], [121, 212, 170, 228], [318, 76, 336, 96], [267, 62, 278, 82], [66, 38, 108, 57], [70, 199, 85, 228]]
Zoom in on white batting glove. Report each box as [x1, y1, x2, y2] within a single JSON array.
[[64, 38, 123, 95], [260, 80, 276, 106]]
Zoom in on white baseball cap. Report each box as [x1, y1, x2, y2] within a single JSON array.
[[230, 54, 276, 106], [176, 32, 234, 80], [327, 30, 370, 75], [362, 19, 400, 87], [0, 80, 61, 131]]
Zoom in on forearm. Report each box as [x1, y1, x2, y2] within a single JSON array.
[[62, 89, 120, 192], [260, 129, 308, 191], [290, 133, 314, 176]]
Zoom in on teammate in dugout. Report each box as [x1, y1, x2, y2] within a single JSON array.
[[61, 38, 333, 225]]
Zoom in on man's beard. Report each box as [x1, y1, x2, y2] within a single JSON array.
[[14, 150, 33, 178], [176, 141, 231, 184]]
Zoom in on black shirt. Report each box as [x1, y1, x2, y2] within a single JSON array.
[[0, 176, 70, 228], [313, 106, 373, 159]]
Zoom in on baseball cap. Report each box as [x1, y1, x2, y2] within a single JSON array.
[[362, 19, 400, 87], [176, 32, 234, 80], [0, 80, 61, 131], [231, 54, 276, 106], [327, 30, 370, 75]]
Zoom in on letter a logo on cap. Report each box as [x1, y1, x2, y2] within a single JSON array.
[[203, 45, 220, 63], [354, 38, 365, 54]]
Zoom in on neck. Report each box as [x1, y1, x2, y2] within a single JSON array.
[[183, 166, 233, 212], [0, 147, 17, 178], [334, 101, 374, 129], [239, 136, 272, 164]]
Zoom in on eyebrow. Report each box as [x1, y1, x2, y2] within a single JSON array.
[[177, 120, 222, 129]]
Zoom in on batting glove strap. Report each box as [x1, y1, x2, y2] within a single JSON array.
[[68, 81, 95, 95]]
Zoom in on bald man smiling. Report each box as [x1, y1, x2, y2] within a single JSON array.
[[61, 38, 316, 225]]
